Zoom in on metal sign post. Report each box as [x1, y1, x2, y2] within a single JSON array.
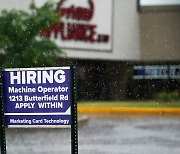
[[0, 66, 78, 154], [0, 70, 6, 154], [71, 65, 78, 154]]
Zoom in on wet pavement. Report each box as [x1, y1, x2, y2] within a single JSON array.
[[5, 115, 180, 154]]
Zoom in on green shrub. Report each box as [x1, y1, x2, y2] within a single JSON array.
[[153, 91, 180, 102]]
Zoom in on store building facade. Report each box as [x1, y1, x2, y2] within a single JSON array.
[[0, 0, 179, 100]]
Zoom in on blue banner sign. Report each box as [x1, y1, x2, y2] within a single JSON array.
[[133, 65, 180, 79], [2, 67, 71, 128]]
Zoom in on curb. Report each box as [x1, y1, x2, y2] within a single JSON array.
[[78, 107, 180, 115], [78, 115, 89, 125]]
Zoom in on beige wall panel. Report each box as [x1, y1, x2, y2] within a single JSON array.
[[141, 8, 180, 61]]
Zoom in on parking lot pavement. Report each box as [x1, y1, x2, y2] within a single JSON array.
[[6, 115, 180, 154]]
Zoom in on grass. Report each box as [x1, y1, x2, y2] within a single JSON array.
[[78, 100, 180, 108]]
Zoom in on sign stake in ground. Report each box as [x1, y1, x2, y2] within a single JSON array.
[[0, 66, 78, 154]]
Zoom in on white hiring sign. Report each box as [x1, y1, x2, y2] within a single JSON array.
[[36, 0, 113, 51]]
